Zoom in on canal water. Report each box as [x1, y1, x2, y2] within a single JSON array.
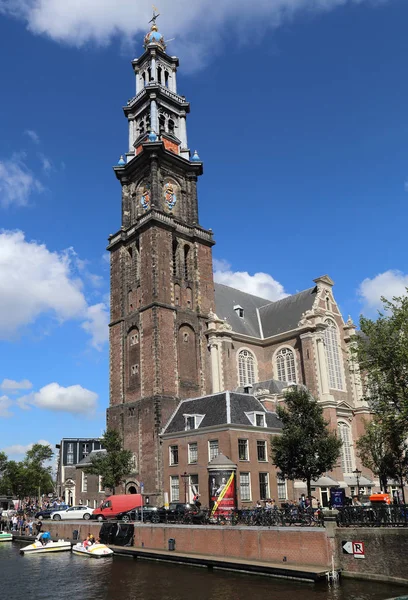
[[1, 542, 406, 600]]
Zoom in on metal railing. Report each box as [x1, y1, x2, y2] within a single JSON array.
[[129, 506, 325, 527], [336, 504, 408, 527]]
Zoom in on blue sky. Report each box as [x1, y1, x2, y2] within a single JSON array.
[[0, 0, 407, 461]]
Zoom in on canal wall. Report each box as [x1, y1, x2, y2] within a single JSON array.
[[43, 521, 332, 568], [41, 520, 408, 584], [334, 527, 408, 585]]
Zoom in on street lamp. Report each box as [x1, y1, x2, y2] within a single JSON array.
[[352, 468, 362, 499], [181, 472, 189, 504]]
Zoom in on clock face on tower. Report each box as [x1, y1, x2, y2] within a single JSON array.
[[163, 180, 177, 211]]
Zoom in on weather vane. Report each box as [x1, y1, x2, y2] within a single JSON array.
[[149, 5, 160, 26]]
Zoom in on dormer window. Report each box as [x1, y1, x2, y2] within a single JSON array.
[[256, 413, 266, 427], [234, 305, 244, 318], [245, 411, 266, 427], [184, 414, 205, 431]]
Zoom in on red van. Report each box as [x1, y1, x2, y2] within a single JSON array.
[[92, 494, 143, 521]]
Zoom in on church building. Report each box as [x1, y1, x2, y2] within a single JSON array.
[[107, 17, 374, 507]]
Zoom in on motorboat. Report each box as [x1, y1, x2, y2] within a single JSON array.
[[0, 531, 12, 542], [72, 542, 114, 558], [20, 539, 72, 554]]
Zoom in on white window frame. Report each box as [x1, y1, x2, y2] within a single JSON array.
[[274, 346, 298, 384], [237, 348, 258, 388], [170, 476, 180, 502], [81, 471, 88, 493], [239, 472, 252, 502], [277, 476, 287, 501], [338, 421, 354, 474], [325, 319, 344, 390], [245, 411, 266, 427], [189, 474, 199, 503], [66, 442, 74, 465], [256, 440, 267, 462], [208, 440, 219, 461], [259, 472, 270, 500], [184, 414, 205, 431], [188, 442, 198, 464], [238, 438, 249, 461], [98, 476, 104, 493], [169, 445, 179, 466]]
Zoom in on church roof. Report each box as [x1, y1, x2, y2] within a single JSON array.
[[214, 283, 316, 339], [162, 391, 282, 435], [236, 379, 290, 395]]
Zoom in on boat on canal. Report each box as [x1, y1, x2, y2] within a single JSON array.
[[0, 531, 12, 542], [20, 540, 72, 555], [72, 542, 113, 558]]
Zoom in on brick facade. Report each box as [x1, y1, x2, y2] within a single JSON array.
[[108, 28, 377, 507]]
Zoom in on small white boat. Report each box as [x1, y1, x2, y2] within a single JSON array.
[[0, 531, 12, 542], [20, 539, 72, 555], [72, 542, 113, 558]]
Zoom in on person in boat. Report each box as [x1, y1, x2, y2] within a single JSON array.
[[38, 531, 51, 546], [83, 534, 95, 549]]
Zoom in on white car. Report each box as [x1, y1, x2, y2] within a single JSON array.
[[52, 505, 94, 521]]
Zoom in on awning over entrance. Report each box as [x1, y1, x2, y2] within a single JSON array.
[[311, 476, 340, 487], [344, 475, 373, 487]]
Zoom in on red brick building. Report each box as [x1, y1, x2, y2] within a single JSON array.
[[107, 18, 376, 506]]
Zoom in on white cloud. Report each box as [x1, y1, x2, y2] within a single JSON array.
[[0, 230, 86, 338], [2, 439, 51, 456], [0, 230, 108, 348], [358, 269, 408, 313], [24, 129, 40, 144], [20, 383, 98, 415], [39, 153, 52, 173], [0, 395, 13, 418], [0, 379, 33, 392], [82, 303, 110, 350], [0, 154, 43, 208], [0, 1, 388, 68], [214, 258, 288, 301]]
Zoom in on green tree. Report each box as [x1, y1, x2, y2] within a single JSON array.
[[84, 429, 133, 495], [357, 416, 408, 501], [0, 444, 54, 498], [271, 387, 342, 501], [355, 292, 408, 423]]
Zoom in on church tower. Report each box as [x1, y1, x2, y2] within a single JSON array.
[[107, 15, 215, 502]]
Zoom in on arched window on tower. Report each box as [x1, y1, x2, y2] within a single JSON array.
[[139, 119, 145, 136], [157, 65, 162, 85], [238, 349, 256, 388], [184, 245, 190, 280], [325, 319, 344, 390], [147, 67, 152, 82], [275, 348, 297, 383], [173, 240, 179, 278], [142, 72, 146, 87], [159, 114, 166, 135], [165, 71, 169, 88], [168, 119, 175, 135], [338, 421, 354, 473]]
